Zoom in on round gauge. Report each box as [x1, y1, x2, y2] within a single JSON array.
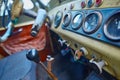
[[83, 11, 102, 34], [63, 12, 72, 27], [87, 0, 94, 8], [104, 12, 120, 41], [54, 11, 63, 28], [72, 12, 84, 30]]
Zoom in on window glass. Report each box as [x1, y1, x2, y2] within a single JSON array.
[[0, 0, 13, 16], [40, 0, 51, 6], [23, 0, 34, 9]]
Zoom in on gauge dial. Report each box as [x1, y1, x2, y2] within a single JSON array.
[[54, 11, 63, 28], [63, 12, 72, 27], [83, 11, 102, 34], [72, 12, 84, 30], [104, 12, 120, 41]]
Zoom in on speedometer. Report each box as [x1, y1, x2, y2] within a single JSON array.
[[83, 11, 102, 34], [72, 12, 84, 30], [104, 12, 120, 41]]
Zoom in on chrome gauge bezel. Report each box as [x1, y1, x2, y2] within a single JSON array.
[[63, 12, 72, 27], [72, 12, 84, 30], [104, 11, 120, 41], [54, 11, 63, 28], [83, 11, 102, 34]]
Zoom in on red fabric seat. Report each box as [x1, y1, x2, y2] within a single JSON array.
[[0, 24, 53, 62]]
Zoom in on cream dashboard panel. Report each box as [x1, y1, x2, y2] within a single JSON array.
[[48, 0, 120, 79]]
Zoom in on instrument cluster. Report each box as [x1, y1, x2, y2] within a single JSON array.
[[61, 8, 120, 47], [50, 0, 120, 79]]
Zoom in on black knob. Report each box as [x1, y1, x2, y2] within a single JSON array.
[[26, 49, 40, 63], [31, 25, 38, 37]]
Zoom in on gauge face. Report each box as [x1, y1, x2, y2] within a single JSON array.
[[54, 11, 63, 28], [72, 13, 83, 30], [83, 12, 102, 34], [63, 12, 72, 27], [104, 12, 120, 41]]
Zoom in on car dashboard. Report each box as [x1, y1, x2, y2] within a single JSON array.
[[48, 0, 120, 79], [0, 0, 120, 80]]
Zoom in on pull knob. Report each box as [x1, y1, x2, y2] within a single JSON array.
[[58, 39, 67, 47], [74, 47, 88, 60], [89, 59, 107, 74], [26, 49, 40, 63]]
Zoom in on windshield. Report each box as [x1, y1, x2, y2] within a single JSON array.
[[40, 0, 51, 6], [0, 0, 75, 27], [48, 0, 74, 10]]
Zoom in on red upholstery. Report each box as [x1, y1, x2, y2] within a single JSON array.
[[0, 24, 53, 62]]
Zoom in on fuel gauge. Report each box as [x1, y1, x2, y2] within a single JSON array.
[[83, 11, 102, 34]]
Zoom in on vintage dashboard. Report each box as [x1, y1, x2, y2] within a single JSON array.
[[48, 0, 120, 79]]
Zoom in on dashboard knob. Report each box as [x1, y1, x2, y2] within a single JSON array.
[[95, 0, 103, 7], [74, 50, 83, 60], [81, 1, 86, 8], [80, 47, 88, 56], [87, 0, 94, 8], [89, 59, 107, 74], [58, 39, 67, 47], [70, 4, 74, 9], [74, 47, 88, 60]]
